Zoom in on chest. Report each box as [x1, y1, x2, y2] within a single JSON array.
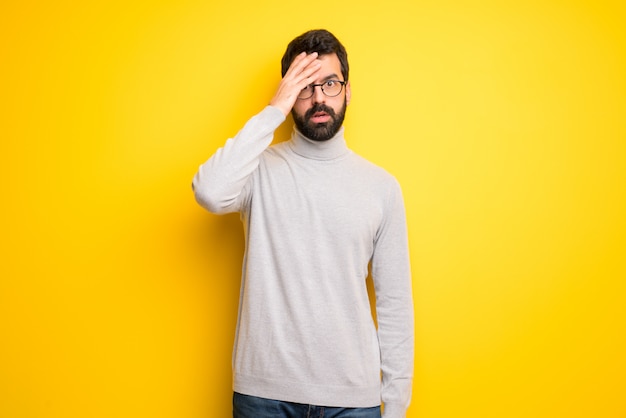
[[249, 155, 386, 247]]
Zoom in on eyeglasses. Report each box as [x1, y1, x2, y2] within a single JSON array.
[[297, 80, 346, 100]]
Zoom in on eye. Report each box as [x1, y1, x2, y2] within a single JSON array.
[[325, 80, 336, 87]]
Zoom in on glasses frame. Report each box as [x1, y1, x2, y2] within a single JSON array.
[[297, 80, 346, 100]]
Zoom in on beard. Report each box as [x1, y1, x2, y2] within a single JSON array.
[[292, 99, 347, 142]]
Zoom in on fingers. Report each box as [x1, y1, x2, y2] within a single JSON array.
[[288, 51, 319, 69], [285, 52, 321, 87], [285, 52, 318, 76], [270, 52, 322, 116]]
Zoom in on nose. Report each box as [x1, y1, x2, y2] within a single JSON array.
[[311, 84, 326, 103]]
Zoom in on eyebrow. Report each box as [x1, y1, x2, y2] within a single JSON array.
[[319, 73, 341, 82]]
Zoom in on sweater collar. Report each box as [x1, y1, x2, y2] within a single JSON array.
[[288, 125, 350, 160]]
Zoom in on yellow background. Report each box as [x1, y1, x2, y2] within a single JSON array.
[[1, 1, 625, 417]]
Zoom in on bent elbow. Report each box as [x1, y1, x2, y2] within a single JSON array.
[[193, 181, 239, 214]]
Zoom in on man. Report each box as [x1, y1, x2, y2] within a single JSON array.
[[192, 29, 414, 418]]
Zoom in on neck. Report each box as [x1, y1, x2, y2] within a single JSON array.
[[289, 126, 349, 160]]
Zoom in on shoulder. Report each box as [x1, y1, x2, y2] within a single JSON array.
[[260, 141, 291, 161], [252, 141, 295, 173], [349, 152, 402, 188]]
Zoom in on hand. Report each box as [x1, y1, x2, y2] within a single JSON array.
[[270, 52, 322, 116]]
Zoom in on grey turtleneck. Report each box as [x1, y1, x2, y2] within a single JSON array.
[[193, 106, 413, 418]]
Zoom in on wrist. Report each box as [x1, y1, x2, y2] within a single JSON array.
[[268, 100, 291, 117]]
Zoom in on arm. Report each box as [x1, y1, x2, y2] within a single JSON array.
[[192, 52, 322, 214], [372, 180, 414, 418], [192, 106, 284, 214]]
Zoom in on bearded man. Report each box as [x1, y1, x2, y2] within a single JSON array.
[[192, 29, 414, 418]]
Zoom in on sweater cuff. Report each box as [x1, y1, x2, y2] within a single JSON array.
[[264, 105, 288, 124], [382, 403, 407, 418]]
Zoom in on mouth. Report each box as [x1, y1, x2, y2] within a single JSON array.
[[309, 111, 331, 124]]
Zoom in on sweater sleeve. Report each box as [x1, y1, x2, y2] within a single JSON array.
[[371, 179, 414, 418], [192, 106, 285, 214]]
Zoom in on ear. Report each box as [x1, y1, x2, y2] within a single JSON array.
[[345, 80, 351, 105]]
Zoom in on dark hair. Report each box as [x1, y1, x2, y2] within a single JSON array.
[[281, 29, 349, 81]]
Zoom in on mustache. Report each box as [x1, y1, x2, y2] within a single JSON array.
[[304, 104, 336, 121]]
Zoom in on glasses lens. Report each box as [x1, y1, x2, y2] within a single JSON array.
[[323, 80, 342, 97], [298, 85, 313, 99], [296, 81, 344, 100]]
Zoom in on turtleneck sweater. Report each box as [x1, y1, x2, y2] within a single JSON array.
[[193, 106, 413, 418]]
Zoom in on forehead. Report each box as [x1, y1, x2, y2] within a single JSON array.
[[315, 53, 343, 80]]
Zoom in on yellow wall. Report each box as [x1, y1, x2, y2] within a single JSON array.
[[1, 1, 625, 417]]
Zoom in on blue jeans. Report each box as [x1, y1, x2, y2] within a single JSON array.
[[233, 392, 381, 418]]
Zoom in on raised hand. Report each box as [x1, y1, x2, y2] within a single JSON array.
[[270, 52, 322, 116]]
